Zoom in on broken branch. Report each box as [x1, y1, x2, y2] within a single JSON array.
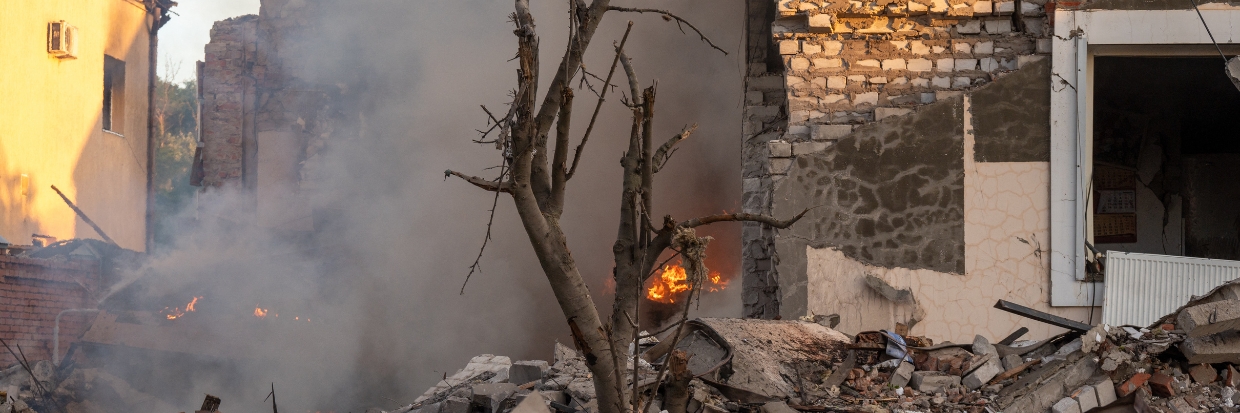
[[50, 185, 118, 246], [679, 207, 817, 230], [652, 124, 697, 173], [445, 170, 512, 193], [568, 22, 633, 181], [605, 6, 728, 55]]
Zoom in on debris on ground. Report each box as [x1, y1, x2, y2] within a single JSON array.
[[383, 280, 1240, 413]]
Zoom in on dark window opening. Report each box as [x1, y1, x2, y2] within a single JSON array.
[[1093, 56, 1240, 260], [103, 55, 125, 134]]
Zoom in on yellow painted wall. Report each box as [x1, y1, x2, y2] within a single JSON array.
[[0, 0, 153, 251]]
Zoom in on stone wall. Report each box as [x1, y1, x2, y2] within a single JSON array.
[[199, 16, 257, 189], [741, 0, 1053, 318]]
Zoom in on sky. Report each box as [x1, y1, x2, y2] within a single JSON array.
[[158, 0, 260, 82]]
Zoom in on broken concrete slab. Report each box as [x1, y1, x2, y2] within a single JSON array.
[[510, 361, 548, 386], [678, 318, 849, 400], [417, 355, 512, 403], [1073, 384, 1098, 412], [511, 391, 550, 413], [1051, 396, 1081, 413], [890, 362, 915, 387], [1180, 330, 1240, 364], [1177, 299, 1240, 338], [910, 371, 959, 393], [963, 357, 1003, 390], [472, 383, 518, 413], [759, 401, 799, 413], [1093, 378, 1117, 407]]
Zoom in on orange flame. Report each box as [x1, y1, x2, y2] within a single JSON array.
[[254, 306, 269, 319], [163, 296, 202, 320], [645, 264, 728, 304]]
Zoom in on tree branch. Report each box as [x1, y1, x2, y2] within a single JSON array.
[[606, 6, 729, 55], [549, 87, 573, 215], [652, 124, 696, 173], [567, 22, 633, 181], [445, 170, 512, 193], [679, 207, 818, 230]]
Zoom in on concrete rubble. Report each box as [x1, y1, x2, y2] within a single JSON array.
[[381, 281, 1240, 413]]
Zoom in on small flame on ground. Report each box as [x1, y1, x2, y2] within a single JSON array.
[[254, 306, 269, 319], [163, 296, 202, 320], [645, 264, 727, 304]]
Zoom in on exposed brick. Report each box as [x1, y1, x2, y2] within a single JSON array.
[[1148, 373, 1176, 397], [1116, 373, 1150, 398]]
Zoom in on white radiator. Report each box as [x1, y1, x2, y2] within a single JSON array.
[[1101, 251, 1240, 327]]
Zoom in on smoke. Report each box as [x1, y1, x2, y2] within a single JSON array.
[[126, 1, 746, 411]]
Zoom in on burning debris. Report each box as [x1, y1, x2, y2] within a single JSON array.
[[375, 280, 1240, 413]]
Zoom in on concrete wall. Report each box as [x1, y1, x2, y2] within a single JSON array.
[[0, 0, 155, 250]]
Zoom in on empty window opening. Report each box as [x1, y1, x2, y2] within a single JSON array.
[[1092, 57, 1240, 260], [103, 55, 125, 134]]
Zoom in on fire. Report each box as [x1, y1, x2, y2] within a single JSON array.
[[645, 264, 728, 304], [162, 296, 202, 320], [254, 306, 269, 319]]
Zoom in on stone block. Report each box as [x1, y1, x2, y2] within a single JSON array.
[[957, 20, 981, 34], [985, 19, 1013, 34], [787, 76, 805, 87], [512, 391, 551, 413], [812, 124, 853, 140], [955, 59, 978, 71], [932, 76, 951, 88], [881, 59, 906, 70], [813, 58, 843, 69], [1074, 385, 1099, 412], [855, 59, 881, 68], [811, 77, 826, 89], [952, 77, 972, 88], [847, 75, 867, 84], [1002, 354, 1023, 371], [1036, 38, 1053, 54], [974, 0, 993, 14], [852, 92, 879, 106], [826, 76, 846, 89], [802, 42, 823, 55], [747, 105, 781, 119], [808, 14, 833, 30], [510, 361, 548, 385], [875, 107, 913, 120], [473, 383, 518, 413], [979, 58, 998, 71], [789, 57, 811, 71], [935, 58, 954, 72], [891, 362, 915, 387], [1180, 330, 1240, 364], [963, 358, 1004, 390], [1051, 397, 1081, 413], [822, 94, 847, 104], [907, 58, 933, 72], [920, 92, 936, 103], [441, 397, 471, 413], [1092, 378, 1117, 407], [822, 41, 843, 55], [997, 1, 1016, 13], [779, 40, 800, 55], [792, 141, 833, 155], [1178, 299, 1240, 338], [869, 76, 888, 84], [911, 371, 960, 393], [953, 42, 972, 54], [911, 78, 930, 87], [746, 91, 764, 104], [769, 158, 793, 175], [910, 41, 930, 55], [749, 76, 785, 90]]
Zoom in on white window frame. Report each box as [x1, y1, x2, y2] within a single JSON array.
[[1049, 6, 1240, 306]]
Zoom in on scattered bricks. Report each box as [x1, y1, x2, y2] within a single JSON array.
[[802, 42, 823, 55], [906, 57, 932, 71], [936, 58, 955, 72], [910, 41, 930, 55], [955, 59, 979, 71], [1086, 379, 1116, 409], [1073, 385, 1099, 412], [813, 124, 853, 140], [911, 371, 960, 393], [768, 141, 792, 158], [1177, 299, 1240, 338], [1167, 397, 1196, 413], [854, 59, 881, 69], [1149, 372, 1176, 397], [852, 92, 879, 106], [1116, 373, 1151, 398], [808, 14, 833, 31], [779, 40, 800, 55], [1181, 330, 1240, 364], [813, 58, 843, 69], [890, 362, 915, 387], [957, 20, 981, 34], [875, 108, 912, 120], [1188, 364, 1217, 384], [792, 141, 833, 155], [881, 59, 906, 70], [789, 58, 811, 71], [1051, 397, 1081, 413], [984, 19, 1013, 34], [973, 0, 993, 14], [826, 76, 846, 89]]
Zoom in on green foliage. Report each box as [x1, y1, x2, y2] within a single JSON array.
[[151, 77, 198, 247]]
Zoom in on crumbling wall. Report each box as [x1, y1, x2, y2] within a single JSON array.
[[742, 0, 1054, 319], [199, 16, 258, 189], [0, 256, 99, 366]]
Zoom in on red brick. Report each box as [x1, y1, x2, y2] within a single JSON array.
[[1117, 373, 1151, 397], [1149, 373, 1176, 397]]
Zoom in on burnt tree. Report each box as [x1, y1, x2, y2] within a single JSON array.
[[446, 2, 807, 413]]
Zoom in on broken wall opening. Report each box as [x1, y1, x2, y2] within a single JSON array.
[[1092, 56, 1240, 260]]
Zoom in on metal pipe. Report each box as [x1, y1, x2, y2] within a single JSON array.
[[53, 308, 99, 366]]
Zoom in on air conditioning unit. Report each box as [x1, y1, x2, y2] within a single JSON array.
[[47, 21, 78, 59]]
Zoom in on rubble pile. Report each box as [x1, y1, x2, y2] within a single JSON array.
[[388, 284, 1240, 413]]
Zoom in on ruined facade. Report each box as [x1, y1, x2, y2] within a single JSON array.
[[742, 0, 1240, 341], [0, 254, 101, 366], [195, 0, 367, 232]]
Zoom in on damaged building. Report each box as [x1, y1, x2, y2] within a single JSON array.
[[740, 0, 1240, 342]]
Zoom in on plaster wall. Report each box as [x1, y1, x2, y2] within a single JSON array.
[[0, 0, 153, 250]]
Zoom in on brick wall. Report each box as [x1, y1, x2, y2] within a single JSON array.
[[0, 256, 100, 366], [199, 16, 258, 189]]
